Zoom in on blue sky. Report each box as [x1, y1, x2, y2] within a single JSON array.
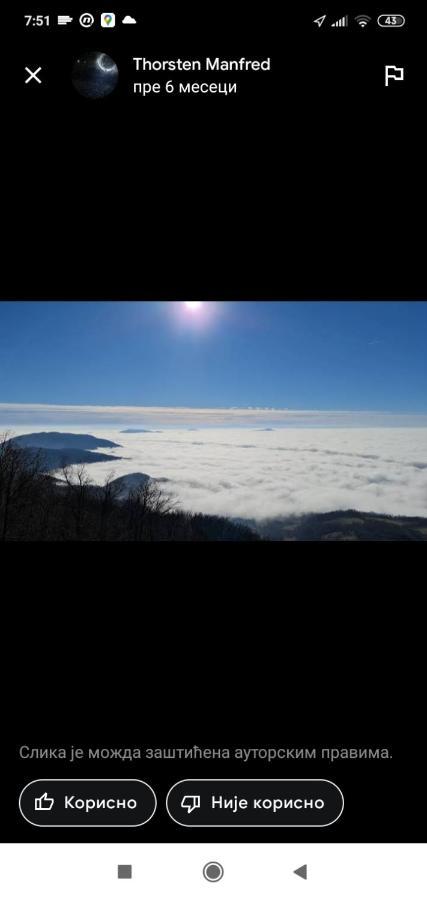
[[0, 300, 426, 412]]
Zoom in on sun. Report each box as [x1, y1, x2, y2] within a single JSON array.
[[184, 301, 203, 311], [173, 300, 214, 330]]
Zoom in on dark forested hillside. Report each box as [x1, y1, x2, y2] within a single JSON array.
[[251, 509, 427, 541], [0, 436, 258, 542]]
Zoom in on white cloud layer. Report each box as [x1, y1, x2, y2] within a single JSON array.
[[1, 403, 427, 429], [3, 419, 427, 520]]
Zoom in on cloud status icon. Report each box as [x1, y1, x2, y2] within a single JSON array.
[[122, 15, 137, 24]]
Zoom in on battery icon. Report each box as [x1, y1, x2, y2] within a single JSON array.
[[377, 14, 406, 27]]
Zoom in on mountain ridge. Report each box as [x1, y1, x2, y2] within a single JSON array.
[[12, 432, 121, 450], [237, 509, 427, 541]]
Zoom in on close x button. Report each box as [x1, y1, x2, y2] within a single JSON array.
[[19, 780, 157, 827], [167, 779, 344, 827]]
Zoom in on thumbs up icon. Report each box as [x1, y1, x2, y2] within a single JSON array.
[[34, 792, 54, 812]]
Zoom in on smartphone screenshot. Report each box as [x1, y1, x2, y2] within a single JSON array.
[[1, 3, 425, 897]]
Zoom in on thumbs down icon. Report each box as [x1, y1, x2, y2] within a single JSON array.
[[181, 795, 201, 814]]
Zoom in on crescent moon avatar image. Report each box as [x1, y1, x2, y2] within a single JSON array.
[[72, 51, 119, 99]]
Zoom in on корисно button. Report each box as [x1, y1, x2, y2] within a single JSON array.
[[19, 780, 157, 827]]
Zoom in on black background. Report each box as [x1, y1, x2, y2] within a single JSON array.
[[11, 3, 422, 300], [8, 726, 415, 844], [5, 625, 422, 844], [2, 3, 424, 846]]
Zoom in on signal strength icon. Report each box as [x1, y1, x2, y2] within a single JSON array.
[[355, 14, 372, 27], [331, 14, 349, 27]]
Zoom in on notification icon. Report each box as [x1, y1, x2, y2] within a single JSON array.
[[101, 12, 116, 27]]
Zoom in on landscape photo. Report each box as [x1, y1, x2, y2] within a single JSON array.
[[1, 300, 426, 541]]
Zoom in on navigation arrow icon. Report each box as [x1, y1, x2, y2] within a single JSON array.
[[313, 15, 327, 27], [294, 865, 308, 880]]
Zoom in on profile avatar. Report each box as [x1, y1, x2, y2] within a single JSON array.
[[72, 51, 119, 99]]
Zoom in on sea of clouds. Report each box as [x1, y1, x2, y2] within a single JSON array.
[[81, 428, 427, 519], [2, 404, 427, 520]]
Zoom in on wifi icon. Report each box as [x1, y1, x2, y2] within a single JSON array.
[[355, 14, 372, 27]]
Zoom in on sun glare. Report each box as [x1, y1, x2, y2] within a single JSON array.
[[184, 301, 203, 311]]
